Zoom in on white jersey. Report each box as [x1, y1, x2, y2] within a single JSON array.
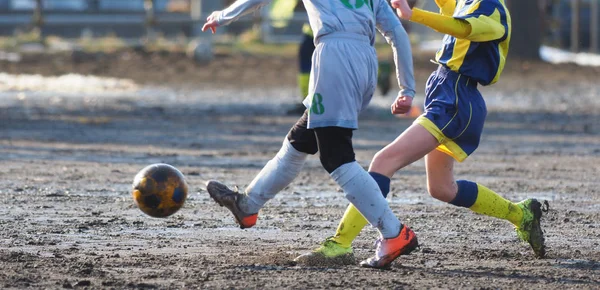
[[216, 0, 415, 98]]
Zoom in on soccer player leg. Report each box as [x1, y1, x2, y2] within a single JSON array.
[[369, 124, 440, 177], [294, 126, 358, 265], [426, 150, 547, 258], [294, 126, 403, 267], [425, 148, 524, 224], [294, 140, 403, 265], [343, 122, 439, 260], [206, 113, 312, 229], [420, 76, 547, 257], [328, 171, 391, 249], [321, 128, 399, 248], [350, 123, 439, 268], [242, 112, 314, 213], [315, 126, 422, 269]]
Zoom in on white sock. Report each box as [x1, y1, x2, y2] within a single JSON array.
[[240, 138, 308, 214], [331, 162, 401, 239]]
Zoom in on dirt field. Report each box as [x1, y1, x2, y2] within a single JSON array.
[[1, 50, 599, 289]]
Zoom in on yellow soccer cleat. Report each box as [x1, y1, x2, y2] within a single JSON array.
[[516, 198, 548, 258], [294, 237, 355, 266]]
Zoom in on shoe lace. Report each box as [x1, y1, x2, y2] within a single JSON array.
[[523, 200, 550, 229], [371, 238, 388, 260], [374, 238, 383, 251], [541, 200, 550, 213], [322, 236, 342, 247]]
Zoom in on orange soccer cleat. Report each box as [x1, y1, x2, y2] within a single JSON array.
[[360, 225, 418, 269], [206, 180, 258, 229]]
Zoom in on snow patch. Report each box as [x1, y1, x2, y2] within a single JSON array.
[[0, 73, 139, 94], [540, 46, 600, 67]]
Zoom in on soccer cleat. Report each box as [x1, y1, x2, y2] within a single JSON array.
[[205, 180, 258, 229], [293, 237, 355, 266], [360, 225, 418, 269], [515, 198, 548, 258]]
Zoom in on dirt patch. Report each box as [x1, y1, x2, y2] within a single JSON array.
[[0, 49, 298, 89], [0, 50, 599, 289]]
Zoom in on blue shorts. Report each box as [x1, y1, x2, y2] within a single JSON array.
[[414, 66, 487, 162]]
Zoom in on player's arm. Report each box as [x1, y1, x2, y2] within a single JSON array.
[[375, 0, 416, 114], [410, 8, 472, 39], [203, 0, 272, 33], [392, 0, 507, 42]]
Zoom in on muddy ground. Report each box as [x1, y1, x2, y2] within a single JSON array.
[[0, 50, 599, 289]]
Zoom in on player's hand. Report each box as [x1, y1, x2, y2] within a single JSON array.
[[391, 95, 413, 115], [391, 0, 413, 20], [202, 11, 221, 34]]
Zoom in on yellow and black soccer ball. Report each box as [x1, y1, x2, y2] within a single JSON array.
[[132, 163, 188, 218]]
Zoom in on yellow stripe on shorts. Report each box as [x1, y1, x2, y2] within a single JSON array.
[[414, 116, 469, 162]]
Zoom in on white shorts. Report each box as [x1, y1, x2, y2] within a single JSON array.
[[302, 33, 378, 129]]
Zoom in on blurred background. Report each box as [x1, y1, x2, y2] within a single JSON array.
[[0, 0, 597, 62], [0, 0, 598, 115], [0, 3, 599, 288]]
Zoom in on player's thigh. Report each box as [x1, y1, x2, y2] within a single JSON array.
[[369, 123, 439, 177], [287, 110, 318, 154], [425, 149, 457, 202]]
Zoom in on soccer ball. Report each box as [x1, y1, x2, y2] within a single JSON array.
[[132, 163, 188, 218]]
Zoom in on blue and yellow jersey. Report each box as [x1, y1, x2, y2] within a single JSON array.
[[434, 0, 511, 86]]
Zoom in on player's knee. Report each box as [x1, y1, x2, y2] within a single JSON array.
[[314, 127, 355, 173], [286, 112, 318, 155], [427, 185, 446, 201], [319, 153, 353, 173], [371, 150, 386, 167], [427, 183, 456, 203], [370, 150, 399, 177]]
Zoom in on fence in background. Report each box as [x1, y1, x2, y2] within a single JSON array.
[[568, 0, 599, 53], [537, 0, 599, 53], [260, 0, 600, 55], [0, 0, 223, 61], [0, 0, 210, 37], [0, 0, 597, 56]]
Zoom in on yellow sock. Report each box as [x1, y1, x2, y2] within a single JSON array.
[[297, 73, 310, 101], [329, 204, 369, 248], [469, 184, 523, 227]]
